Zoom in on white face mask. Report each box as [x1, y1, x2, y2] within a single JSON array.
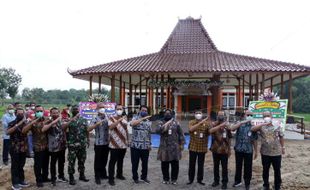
[[31, 106, 35, 110], [116, 110, 123, 116], [8, 109, 15, 114], [264, 117, 272, 123], [195, 114, 202, 120], [98, 108, 105, 114]]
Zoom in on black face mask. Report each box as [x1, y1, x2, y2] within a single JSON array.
[[16, 114, 24, 121], [72, 110, 79, 117], [164, 114, 172, 121], [218, 116, 225, 122]]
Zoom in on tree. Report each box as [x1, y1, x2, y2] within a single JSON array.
[[0, 67, 22, 98]]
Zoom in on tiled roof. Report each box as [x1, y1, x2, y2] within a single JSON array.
[[70, 17, 310, 76]]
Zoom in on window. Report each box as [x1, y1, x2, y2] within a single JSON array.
[[222, 93, 236, 109]]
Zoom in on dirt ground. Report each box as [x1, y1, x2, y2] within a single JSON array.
[[0, 139, 309, 190]]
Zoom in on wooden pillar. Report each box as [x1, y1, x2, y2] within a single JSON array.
[[139, 75, 142, 105], [145, 78, 148, 106], [129, 74, 133, 112], [89, 76, 93, 96], [237, 78, 241, 106], [111, 75, 115, 102], [98, 76, 102, 93], [249, 74, 252, 101], [167, 74, 171, 109], [270, 77, 273, 92], [288, 73, 293, 113], [255, 73, 259, 100], [122, 82, 126, 107], [281, 74, 284, 99], [134, 85, 137, 111], [242, 75, 245, 107], [160, 74, 164, 109], [261, 73, 265, 92], [119, 75, 123, 104], [155, 75, 159, 114]]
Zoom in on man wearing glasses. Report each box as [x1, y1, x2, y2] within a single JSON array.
[[230, 110, 258, 190]]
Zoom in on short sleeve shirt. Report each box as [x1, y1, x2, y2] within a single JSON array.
[[234, 121, 258, 154], [259, 125, 284, 156], [130, 115, 152, 150], [188, 119, 210, 153], [91, 116, 109, 146]]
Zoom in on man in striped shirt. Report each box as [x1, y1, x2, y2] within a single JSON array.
[[107, 104, 129, 186]]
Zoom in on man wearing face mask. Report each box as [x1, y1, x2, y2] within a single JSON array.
[[1, 104, 16, 166], [26, 102, 36, 158], [251, 111, 284, 190], [7, 108, 30, 190], [66, 105, 90, 185], [230, 110, 258, 190], [130, 105, 152, 184], [209, 111, 232, 189], [42, 107, 68, 187], [156, 109, 185, 185], [88, 102, 109, 185], [22, 105, 50, 187], [187, 109, 211, 186], [107, 104, 129, 186]]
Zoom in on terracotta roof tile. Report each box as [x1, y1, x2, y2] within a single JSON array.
[[70, 17, 310, 76]]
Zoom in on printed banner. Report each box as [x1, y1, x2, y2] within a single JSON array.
[[79, 102, 117, 121], [248, 99, 288, 132]]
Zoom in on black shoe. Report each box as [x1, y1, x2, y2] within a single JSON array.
[[116, 176, 126, 180], [69, 174, 76, 185], [79, 173, 89, 182], [58, 176, 68, 183], [134, 179, 139, 184], [36, 183, 44, 188], [222, 183, 227, 189], [95, 178, 101, 185], [197, 181, 205, 186], [141, 178, 150, 184], [109, 180, 115, 186], [245, 185, 250, 190], [187, 181, 193, 185], [100, 175, 108, 180], [212, 181, 220, 187], [51, 180, 56, 186], [42, 178, 51, 183]]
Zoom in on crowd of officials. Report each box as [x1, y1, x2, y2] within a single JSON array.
[[1, 102, 285, 190]]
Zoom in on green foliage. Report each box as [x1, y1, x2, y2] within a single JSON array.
[[0, 67, 22, 98]]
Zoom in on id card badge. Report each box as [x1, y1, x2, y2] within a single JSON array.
[[194, 131, 197, 135], [168, 129, 172, 135], [223, 131, 227, 139], [199, 133, 204, 138], [247, 131, 252, 137]]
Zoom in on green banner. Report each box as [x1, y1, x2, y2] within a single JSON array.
[[248, 99, 288, 132]]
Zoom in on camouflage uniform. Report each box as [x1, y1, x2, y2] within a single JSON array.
[[67, 117, 88, 175]]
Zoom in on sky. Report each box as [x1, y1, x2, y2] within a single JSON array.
[[0, 0, 310, 91]]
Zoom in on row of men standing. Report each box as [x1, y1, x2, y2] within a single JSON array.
[[2, 102, 284, 190]]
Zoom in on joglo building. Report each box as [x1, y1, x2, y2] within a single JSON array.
[[69, 17, 310, 119]]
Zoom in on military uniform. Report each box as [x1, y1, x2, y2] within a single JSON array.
[[67, 117, 88, 175]]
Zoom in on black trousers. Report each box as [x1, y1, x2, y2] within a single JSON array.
[[50, 149, 66, 181], [3, 139, 10, 163], [262, 155, 282, 190], [212, 152, 228, 184], [130, 147, 150, 180], [161, 160, 179, 181], [234, 151, 253, 185], [108, 148, 126, 181], [34, 149, 50, 183], [188, 151, 206, 182], [94, 145, 109, 179], [10, 150, 26, 185]]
